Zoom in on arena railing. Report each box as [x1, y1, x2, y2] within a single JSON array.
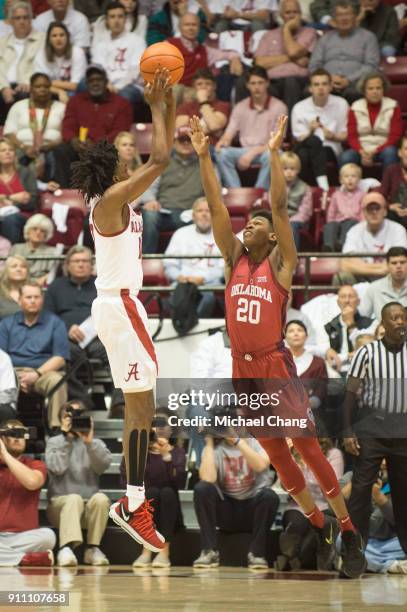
[[3, 252, 385, 302]]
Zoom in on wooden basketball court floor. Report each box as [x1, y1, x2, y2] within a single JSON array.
[[1, 566, 406, 612]]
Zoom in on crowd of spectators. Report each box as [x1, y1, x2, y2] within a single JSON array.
[[0, 0, 407, 572]]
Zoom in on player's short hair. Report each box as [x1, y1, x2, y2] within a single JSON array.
[[285, 319, 308, 335], [251, 209, 274, 229], [70, 139, 119, 204], [339, 162, 362, 180], [386, 247, 407, 261], [280, 151, 301, 170]]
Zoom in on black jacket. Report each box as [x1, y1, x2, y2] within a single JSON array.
[[324, 311, 373, 352]]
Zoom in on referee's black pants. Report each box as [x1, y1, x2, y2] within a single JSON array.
[[347, 438, 407, 554]]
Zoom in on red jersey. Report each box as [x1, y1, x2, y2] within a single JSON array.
[[0, 457, 46, 532], [225, 254, 288, 357]]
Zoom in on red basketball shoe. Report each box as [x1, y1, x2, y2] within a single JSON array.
[[109, 496, 165, 552], [19, 550, 54, 567]]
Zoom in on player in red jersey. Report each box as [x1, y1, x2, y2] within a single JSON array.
[[71, 69, 175, 554], [190, 114, 366, 578]]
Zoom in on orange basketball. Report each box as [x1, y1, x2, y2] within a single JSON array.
[[140, 42, 185, 86]]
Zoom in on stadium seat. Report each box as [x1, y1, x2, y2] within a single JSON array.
[[222, 187, 265, 215], [140, 258, 168, 316], [42, 207, 85, 248], [131, 122, 152, 159], [294, 256, 341, 285], [40, 189, 87, 213], [381, 57, 407, 83]]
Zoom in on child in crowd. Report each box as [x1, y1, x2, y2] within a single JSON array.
[[281, 152, 313, 250], [323, 163, 364, 251]]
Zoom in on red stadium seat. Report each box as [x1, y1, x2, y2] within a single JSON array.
[[381, 57, 407, 84], [42, 207, 85, 248], [140, 258, 168, 316], [131, 123, 152, 159], [294, 256, 341, 285], [388, 85, 407, 116], [40, 189, 87, 213], [222, 187, 265, 215]]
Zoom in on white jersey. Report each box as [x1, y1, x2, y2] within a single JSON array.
[[90, 201, 143, 292]]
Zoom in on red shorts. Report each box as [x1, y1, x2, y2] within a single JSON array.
[[232, 346, 315, 437]]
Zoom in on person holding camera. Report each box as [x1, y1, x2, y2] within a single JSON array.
[[0, 419, 56, 566], [121, 411, 186, 569], [193, 433, 279, 569], [45, 401, 112, 567]]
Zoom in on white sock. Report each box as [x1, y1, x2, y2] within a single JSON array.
[[316, 175, 329, 191], [126, 484, 145, 511]]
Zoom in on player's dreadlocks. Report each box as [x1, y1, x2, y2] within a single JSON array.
[[70, 139, 119, 204]]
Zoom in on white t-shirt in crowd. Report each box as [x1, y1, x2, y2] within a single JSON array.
[[0, 348, 16, 392], [91, 13, 148, 48], [6, 37, 25, 84], [190, 0, 277, 24], [34, 46, 87, 84], [33, 8, 91, 48], [342, 219, 407, 262], [4, 98, 66, 146], [291, 94, 349, 158], [91, 31, 145, 89], [190, 331, 232, 378], [163, 223, 224, 284]]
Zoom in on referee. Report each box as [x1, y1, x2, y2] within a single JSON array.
[[343, 301, 407, 554]]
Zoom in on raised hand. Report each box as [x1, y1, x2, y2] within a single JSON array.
[[189, 115, 210, 157], [144, 68, 171, 107], [268, 115, 288, 152]]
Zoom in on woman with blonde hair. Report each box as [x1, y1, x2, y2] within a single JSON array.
[[0, 254, 30, 320], [10, 213, 56, 286], [114, 131, 142, 171], [0, 137, 38, 244]]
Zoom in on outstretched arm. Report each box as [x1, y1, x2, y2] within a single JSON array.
[[100, 69, 172, 211], [268, 115, 297, 290], [189, 116, 243, 272]]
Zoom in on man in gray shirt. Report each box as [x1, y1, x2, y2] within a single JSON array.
[[45, 401, 112, 567], [193, 433, 279, 569], [360, 247, 407, 320], [309, 0, 380, 103]]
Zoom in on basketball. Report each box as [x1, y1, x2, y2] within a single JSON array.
[[140, 42, 185, 86]]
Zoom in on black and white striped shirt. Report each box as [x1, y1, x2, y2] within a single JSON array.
[[348, 340, 407, 414]]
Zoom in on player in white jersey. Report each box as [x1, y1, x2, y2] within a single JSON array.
[[71, 68, 175, 553]]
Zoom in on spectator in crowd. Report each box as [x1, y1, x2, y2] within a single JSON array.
[[341, 461, 407, 574], [356, 0, 399, 58], [73, 0, 109, 23], [141, 126, 203, 254], [0, 281, 69, 429], [381, 135, 407, 229], [164, 197, 224, 317], [92, 0, 148, 43], [292, 68, 348, 191], [167, 13, 242, 102], [146, 0, 207, 45], [0, 2, 45, 122], [44, 245, 124, 409], [0, 419, 56, 567], [91, 1, 146, 105], [286, 291, 318, 351], [45, 401, 112, 566], [280, 151, 312, 249], [33, 0, 91, 49], [123, 410, 186, 568], [285, 320, 328, 412], [323, 163, 364, 252], [309, 0, 358, 26], [193, 433, 279, 569], [318, 285, 374, 376], [277, 438, 343, 571], [209, 0, 274, 32], [0, 138, 38, 244], [114, 130, 142, 170], [360, 247, 407, 321], [0, 349, 17, 421], [52, 64, 132, 188], [343, 302, 407, 561], [175, 68, 230, 146], [34, 22, 87, 104], [254, 0, 317, 112], [340, 72, 402, 171], [337, 192, 407, 285], [0, 255, 29, 320], [309, 1, 380, 103], [215, 66, 287, 190], [10, 213, 56, 286], [4, 72, 66, 180]]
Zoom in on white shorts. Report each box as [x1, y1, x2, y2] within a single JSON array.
[[92, 289, 157, 392]]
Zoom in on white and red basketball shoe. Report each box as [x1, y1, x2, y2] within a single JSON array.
[[109, 496, 165, 552]]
